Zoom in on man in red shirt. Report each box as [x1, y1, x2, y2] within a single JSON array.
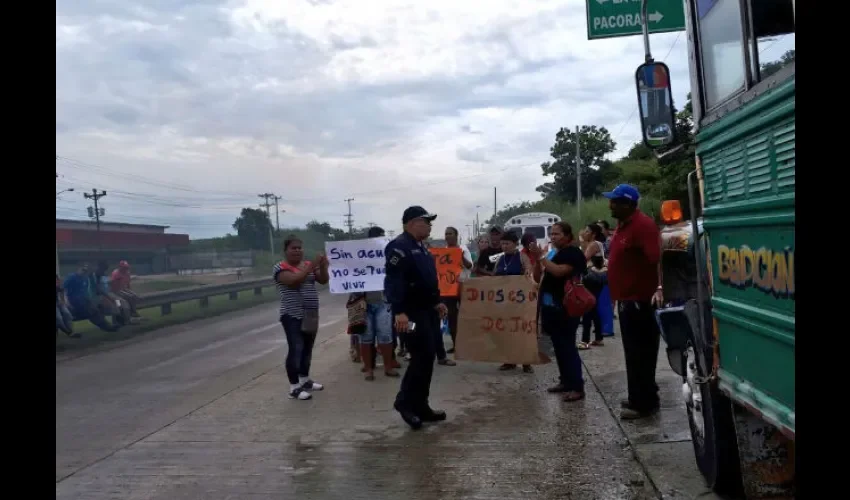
[[604, 184, 663, 420]]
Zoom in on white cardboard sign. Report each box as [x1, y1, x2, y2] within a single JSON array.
[[325, 237, 391, 294]]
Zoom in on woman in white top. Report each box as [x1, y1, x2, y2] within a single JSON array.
[[582, 223, 606, 262]]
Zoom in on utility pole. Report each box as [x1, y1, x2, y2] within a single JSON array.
[[272, 195, 282, 232], [344, 198, 355, 238], [575, 125, 582, 220], [84, 188, 107, 252], [465, 224, 472, 243], [367, 222, 376, 228], [475, 205, 482, 236], [258, 193, 275, 253], [388, 230, 395, 238]]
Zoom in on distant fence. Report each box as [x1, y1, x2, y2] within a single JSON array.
[[168, 250, 254, 272]]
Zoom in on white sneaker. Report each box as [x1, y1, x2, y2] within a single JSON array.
[[300, 379, 324, 391], [288, 387, 312, 400]]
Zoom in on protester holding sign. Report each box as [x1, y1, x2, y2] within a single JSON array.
[[454, 275, 544, 366], [530, 222, 587, 403], [274, 236, 329, 401], [441, 227, 473, 354], [493, 231, 535, 373], [352, 226, 401, 381], [385, 206, 448, 430]]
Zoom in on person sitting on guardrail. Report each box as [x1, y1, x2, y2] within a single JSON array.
[[274, 235, 330, 401], [56, 274, 81, 339], [95, 261, 133, 326], [64, 263, 119, 332], [110, 260, 142, 320]]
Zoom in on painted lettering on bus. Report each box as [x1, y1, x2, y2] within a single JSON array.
[[717, 245, 794, 298]]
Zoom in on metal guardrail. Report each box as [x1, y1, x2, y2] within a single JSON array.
[[136, 277, 272, 315]]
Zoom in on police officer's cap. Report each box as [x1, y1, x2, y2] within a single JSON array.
[[402, 206, 437, 224]]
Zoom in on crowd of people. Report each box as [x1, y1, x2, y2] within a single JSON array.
[[56, 260, 142, 338], [273, 184, 665, 427]]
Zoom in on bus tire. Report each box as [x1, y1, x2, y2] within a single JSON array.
[[682, 341, 744, 496]]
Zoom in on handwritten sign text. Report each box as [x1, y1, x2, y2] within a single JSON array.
[[325, 237, 390, 293]]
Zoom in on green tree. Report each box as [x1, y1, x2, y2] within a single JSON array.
[[306, 220, 347, 240], [232, 208, 273, 250], [536, 125, 617, 202], [486, 201, 539, 228], [760, 49, 795, 79]]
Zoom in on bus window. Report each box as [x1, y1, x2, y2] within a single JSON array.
[[507, 227, 523, 238], [748, 0, 795, 83], [524, 226, 546, 239], [697, 0, 747, 108]]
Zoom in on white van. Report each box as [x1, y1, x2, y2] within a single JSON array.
[[503, 212, 562, 250]]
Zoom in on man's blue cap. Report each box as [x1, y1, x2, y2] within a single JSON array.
[[602, 184, 640, 202]]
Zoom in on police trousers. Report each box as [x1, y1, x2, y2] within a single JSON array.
[[394, 308, 439, 413]]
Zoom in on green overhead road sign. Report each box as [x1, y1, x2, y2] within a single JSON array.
[[586, 0, 686, 40]]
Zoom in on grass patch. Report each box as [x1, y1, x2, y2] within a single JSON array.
[[56, 286, 279, 354]]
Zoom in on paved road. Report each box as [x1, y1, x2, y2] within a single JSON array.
[[57, 292, 724, 500]]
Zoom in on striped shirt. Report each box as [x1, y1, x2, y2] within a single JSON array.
[[273, 261, 320, 319]]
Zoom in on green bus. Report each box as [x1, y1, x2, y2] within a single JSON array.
[[639, 0, 795, 498]]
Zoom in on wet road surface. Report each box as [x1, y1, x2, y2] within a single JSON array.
[[57, 293, 724, 499]]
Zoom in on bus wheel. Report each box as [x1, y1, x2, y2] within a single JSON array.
[[682, 343, 743, 495]]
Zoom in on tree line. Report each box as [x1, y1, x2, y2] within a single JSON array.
[[489, 49, 794, 228]]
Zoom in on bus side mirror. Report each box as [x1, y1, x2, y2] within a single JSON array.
[[635, 61, 677, 149]]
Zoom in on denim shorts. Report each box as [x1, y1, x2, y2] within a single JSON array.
[[359, 302, 393, 344]]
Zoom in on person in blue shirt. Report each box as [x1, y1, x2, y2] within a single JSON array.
[[63, 263, 118, 332], [385, 206, 448, 430]]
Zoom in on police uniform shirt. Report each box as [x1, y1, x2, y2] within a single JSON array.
[[384, 232, 440, 317]]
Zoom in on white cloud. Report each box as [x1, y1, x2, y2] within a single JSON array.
[[55, 0, 794, 239]]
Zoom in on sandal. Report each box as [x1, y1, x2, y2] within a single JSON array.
[[563, 391, 585, 402], [577, 342, 591, 350]]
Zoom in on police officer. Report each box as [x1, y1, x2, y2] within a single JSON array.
[[385, 206, 449, 430]]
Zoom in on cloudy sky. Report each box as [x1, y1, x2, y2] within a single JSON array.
[[55, 0, 794, 240]]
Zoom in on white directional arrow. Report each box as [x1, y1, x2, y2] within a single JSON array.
[[596, 0, 609, 4], [648, 11, 664, 23]]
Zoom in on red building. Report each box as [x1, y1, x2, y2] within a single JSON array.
[[56, 219, 190, 276]]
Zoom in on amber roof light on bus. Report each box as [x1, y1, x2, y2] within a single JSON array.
[[661, 200, 683, 225]]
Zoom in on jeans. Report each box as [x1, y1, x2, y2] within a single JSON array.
[[619, 300, 661, 411], [360, 302, 393, 345], [69, 300, 117, 332], [56, 303, 74, 335], [281, 314, 318, 385], [395, 309, 438, 413], [442, 297, 459, 348], [541, 305, 584, 392], [581, 293, 603, 343]]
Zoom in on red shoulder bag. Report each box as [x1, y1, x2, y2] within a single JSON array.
[[562, 275, 597, 318]]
